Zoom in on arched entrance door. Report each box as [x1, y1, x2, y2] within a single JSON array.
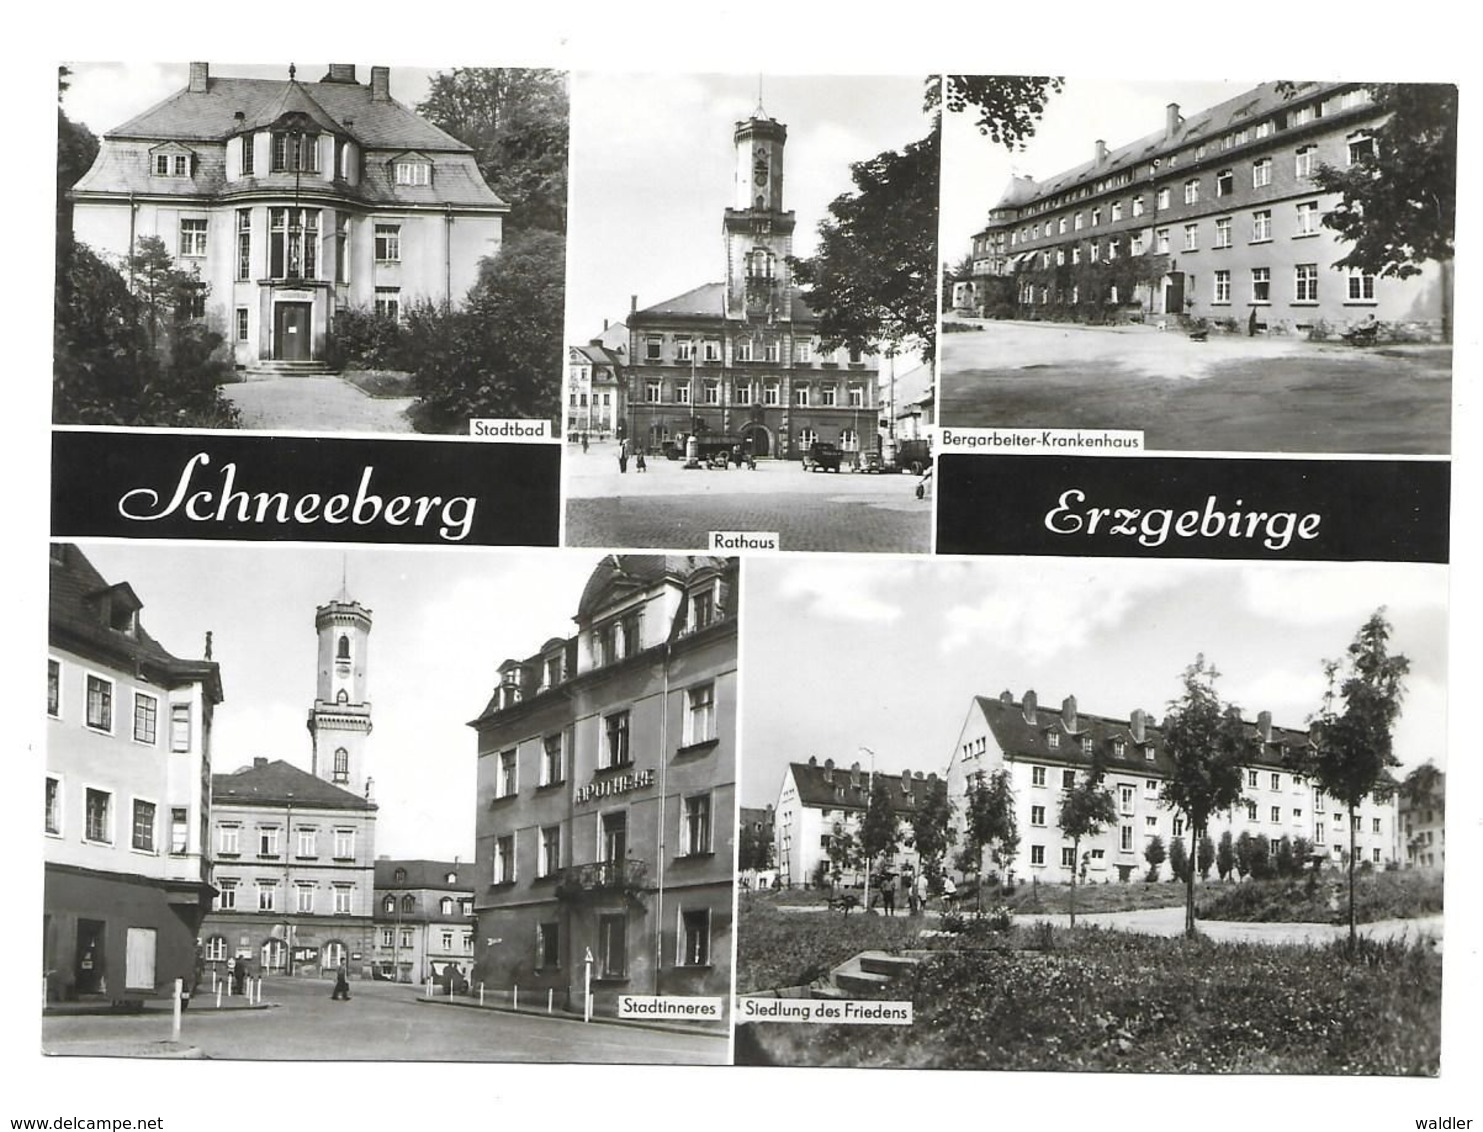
[[739, 424, 771, 458]]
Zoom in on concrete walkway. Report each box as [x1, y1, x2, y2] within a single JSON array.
[[225, 376, 417, 433], [774, 900, 1443, 949]]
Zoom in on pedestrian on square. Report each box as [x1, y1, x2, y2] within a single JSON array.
[[227, 956, 237, 996], [618, 439, 629, 474], [902, 870, 916, 916], [915, 872, 929, 914], [581, 432, 589, 454], [881, 877, 896, 916], [331, 958, 351, 1001], [636, 447, 647, 472]]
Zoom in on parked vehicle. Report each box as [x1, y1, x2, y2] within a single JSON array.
[[803, 441, 844, 472]]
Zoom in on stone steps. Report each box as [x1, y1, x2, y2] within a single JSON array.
[[239, 361, 339, 381]]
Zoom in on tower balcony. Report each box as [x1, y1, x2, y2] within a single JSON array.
[[554, 859, 649, 901]]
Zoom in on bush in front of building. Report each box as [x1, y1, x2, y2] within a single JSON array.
[[1195, 868, 1442, 926], [736, 895, 928, 994], [406, 229, 564, 434], [328, 306, 411, 372]]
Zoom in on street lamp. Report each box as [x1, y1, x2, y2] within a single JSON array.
[[282, 791, 294, 977]]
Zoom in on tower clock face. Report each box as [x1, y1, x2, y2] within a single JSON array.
[[753, 149, 769, 186]]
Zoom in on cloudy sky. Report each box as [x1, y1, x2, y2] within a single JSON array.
[[940, 79, 1260, 269], [740, 555, 1448, 807], [71, 542, 603, 861], [565, 71, 934, 346]]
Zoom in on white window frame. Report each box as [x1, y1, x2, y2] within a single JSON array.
[[1213, 270, 1231, 304], [683, 793, 713, 856], [169, 702, 191, 752], [333, 885, 353, 915], [1252, 158, 1272, 188], [1295, 263, 1319, 303], [1251, 267, 1271, 303], [539, 824, 561, 877], [297, 826, 318, 858], [495, 834, 517, 884], [84, 672, 115, 734], [133, 691, 158, 746], [295, 883, 315, 913], [334, 827, 355, 860], [497, 748, 519, 797], [685, 684, 716, 746], [179, 217, 208, 258], [130, 796, 157, 854], [678, 908, 711, 967]]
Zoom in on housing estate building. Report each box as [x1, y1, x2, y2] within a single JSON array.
[[772, 758, 939, 889], [470, 555, 737, 1016], [625, 105, 880, 460], [70, 62, 507, 371], [372, 859, 476, 984], [959, 82, 1450, 335], [942, 690, 1400, 885], [45, 543, 223, 1004], [197, 586, 378, 978], [1400, 770, 1444, 871]]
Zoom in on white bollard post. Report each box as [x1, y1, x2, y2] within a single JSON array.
[[478, 983, 485, 1007], [216, 984, 222, 1009], [172, 979, 183, 1042], [513, 986, 519, 1011], [547, 988, 553, 1015], [42, 975, 48, 1013]]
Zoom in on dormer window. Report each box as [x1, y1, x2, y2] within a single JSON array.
[[394, 160, 430, 186], [1048, 732, 1060, 749], [155, 153, 190, 177], [1081, 736, 1093, 755]]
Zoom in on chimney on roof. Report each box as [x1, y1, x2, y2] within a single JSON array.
[[1166, 103, 1182, 139], [370, 66, 391, 102], [1062, 695, 1078, 732], [365, 776, 375, 801], [1130, 708, 1147, 744], [823, 758, 834, 783], [1022, 690, 1037, 725], [324, 64, 358, 84], [1258, 710, 1273, 743], [188, 62, 209, 94], [901, 770, 911, 791], [630, 294, 638, 314], [602, 318, 609, 331], [254, 756, 267, 768], [1000, 690, 1013, 705], [850, 761, 861, 788], [807, 755, 817, 767], [589, 338, 602, 347], [1094, 139, 1108, 167]]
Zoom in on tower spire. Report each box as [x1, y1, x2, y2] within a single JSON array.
[[339, 553, 349, 601], [755, 74, 766, 119]]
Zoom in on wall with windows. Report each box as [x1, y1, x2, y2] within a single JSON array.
[[471, 557, 737, 1013], [943, 691, 1400, 886]]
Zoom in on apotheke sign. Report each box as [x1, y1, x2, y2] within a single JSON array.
[[575, 769, 656, 805]]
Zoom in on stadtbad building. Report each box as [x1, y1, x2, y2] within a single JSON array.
[[962, 82, 1450, 335], [70, 62, 506, 373]]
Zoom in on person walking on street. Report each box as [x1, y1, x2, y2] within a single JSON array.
[[581, 432, 589, 454], [915, 872, 930, 914], [618, 439, 630, 474], [331, 958, 351, 1001], [636, 447, 647, 472]]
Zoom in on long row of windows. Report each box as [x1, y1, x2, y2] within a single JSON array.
[[1008, 107, 1375, 248], [642, 379, 868, 407], [643, 336, 861, 366], [215, 879, 356, 914], [187, 215, 406, 283], [216, 823, 356, 859], [49, 661, 194, 750], [1208, 265, 1374, 306]]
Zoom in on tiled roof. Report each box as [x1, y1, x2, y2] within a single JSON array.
[[108, 74, 473, 153], [973, 692, 1310, 777], [993, 81, 1351, 213], [212, 758, 374, 811], [786, 760, 939, 816], [49, 543, 223, 701], [374, 859, 473, 891], [575, 554, 718, 621]]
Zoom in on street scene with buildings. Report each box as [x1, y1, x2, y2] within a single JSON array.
[[734, 555, 1446, 1072], [939, 79, 1455, 454], [56, 62, 568, 434], [42, 544, 727, 1064], [562, 73, 936, 552]]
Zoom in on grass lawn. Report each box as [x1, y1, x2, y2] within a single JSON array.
[[342, 369, 415, 398], [737, 897, 928, 993], [737, 927, 1441, 1074]]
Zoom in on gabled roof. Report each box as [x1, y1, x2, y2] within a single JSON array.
[[107, 72, 473, 153], [972, 692, 1310, 777], [575, 554, 706, 621], [784, 759, 938, 817], [49, 543, 223, 702], [630, 283, 818, 324], [988, 81, 1357, 218], [212, 758, 374, 811], [374, 859, 473, 891]]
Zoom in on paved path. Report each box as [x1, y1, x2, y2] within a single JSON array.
[[565, 440, 932, 552], [775, 900, 1443, 949], [225, 377, 418, 433], [940, 320, 1451, 454], [41, 974, 727, 1064]]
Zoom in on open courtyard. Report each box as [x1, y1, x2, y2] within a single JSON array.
[[564, 440, 932, 552], [940, 320, 1451, 455]]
